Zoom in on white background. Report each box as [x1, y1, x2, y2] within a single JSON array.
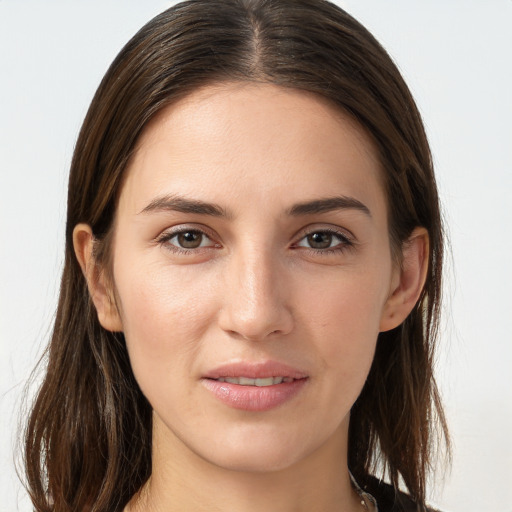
[[1, 1, 511, 511]]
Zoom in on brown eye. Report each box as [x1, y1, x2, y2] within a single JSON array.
[[295, 229, 352, 252], [306, 232, 333, 249], [160, 229, 216, 251], [176, 231, 204, 248]]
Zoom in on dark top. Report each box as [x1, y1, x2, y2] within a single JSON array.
[[364, 476, 440, 512]]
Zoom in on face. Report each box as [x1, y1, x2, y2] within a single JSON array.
[[106, 83, 400, 473]]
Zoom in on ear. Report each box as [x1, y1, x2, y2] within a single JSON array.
[[379, 227, 429, 332], [73, 223, 123, 332]]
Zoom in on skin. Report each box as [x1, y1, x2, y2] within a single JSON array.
[[74, 83, 428, 512]]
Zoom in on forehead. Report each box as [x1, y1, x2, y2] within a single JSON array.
[[120, 82, 386, 218]]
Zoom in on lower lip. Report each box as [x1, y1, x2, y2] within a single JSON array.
[[201, 378, 308, 411]]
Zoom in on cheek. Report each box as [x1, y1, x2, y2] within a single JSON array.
[[113, 260, 218, 379], [307, 267, 388, 330], [299, 267, 389, 372]]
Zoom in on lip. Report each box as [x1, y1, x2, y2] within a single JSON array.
[[201, 361, 309, 412], [203, 361, 308, 380]]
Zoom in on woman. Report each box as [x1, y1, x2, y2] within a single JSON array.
[[23, 0, 449, 511]]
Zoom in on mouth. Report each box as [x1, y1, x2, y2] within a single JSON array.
[[202, 361, 308, 411], [212, 376, 296, 386], [203, 360, 308, 381]]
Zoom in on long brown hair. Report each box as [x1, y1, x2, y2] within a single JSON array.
[[24, 1, 449, 510]]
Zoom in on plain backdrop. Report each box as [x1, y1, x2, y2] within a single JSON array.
[[1, 1, 511, 511]]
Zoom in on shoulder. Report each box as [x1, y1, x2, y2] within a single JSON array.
[[363, 476, 441, 512]]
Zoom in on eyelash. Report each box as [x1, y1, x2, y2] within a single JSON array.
[[155, 227, 219, 255], [155, 226, 354, 256], [292, 228, 354, 256]]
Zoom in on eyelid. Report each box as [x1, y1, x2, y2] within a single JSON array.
[[290, 225, 357, 256], [293, 224, 356, 244]]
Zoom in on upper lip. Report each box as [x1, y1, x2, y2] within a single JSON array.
[[203, 361, 308, 380]]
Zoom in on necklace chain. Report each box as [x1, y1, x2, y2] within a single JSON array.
[[350, 472, 378, 512], [124, 474, 377, 511]]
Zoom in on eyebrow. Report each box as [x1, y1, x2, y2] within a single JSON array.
[[139, 195, 229, 217], [287, 196, 371, 217], [139, 194, 371, 218]]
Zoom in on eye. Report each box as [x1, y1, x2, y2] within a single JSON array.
[[172, 230, 209, 249], [157, 228, 218, 251], [295, 229, 352, 251]]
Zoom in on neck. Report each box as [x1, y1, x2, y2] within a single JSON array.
[[127, 416, 364, 512]]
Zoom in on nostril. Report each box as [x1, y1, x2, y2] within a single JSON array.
[[223, 326, 287, 342]]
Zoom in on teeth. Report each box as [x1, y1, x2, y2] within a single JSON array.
[[215, 376, 291, 386]]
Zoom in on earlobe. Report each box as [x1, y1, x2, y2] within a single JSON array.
[[379, 227, 429, 332], [72, 223, 123, 332]]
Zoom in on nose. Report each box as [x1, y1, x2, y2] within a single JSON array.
[[218, 249, 294, 341]]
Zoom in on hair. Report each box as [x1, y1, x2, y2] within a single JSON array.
[[24, 1, 449, 511]]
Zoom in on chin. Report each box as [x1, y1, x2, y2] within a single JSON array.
[[203, 444, 306, 474], [188, 422, 334, 474]]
